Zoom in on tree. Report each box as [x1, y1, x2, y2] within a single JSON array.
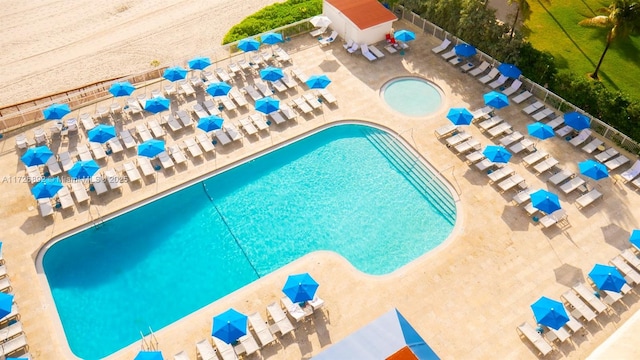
[[507, 0, 531, 41], [579, 0, 640, 80]]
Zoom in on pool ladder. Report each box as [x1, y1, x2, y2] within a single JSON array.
[[90, 206, 105, 229], [140, 326, 159, 351]]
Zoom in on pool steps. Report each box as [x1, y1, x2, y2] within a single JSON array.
[[363, 129, 456, 224]]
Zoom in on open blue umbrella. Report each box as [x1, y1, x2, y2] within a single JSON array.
[[212, 308, 248, 344], [394, 30, 415, 42], [261, 32, 283, 45], [483, 145, 511, 163], [134, 350, 164, 360], [260, 67, 284, 82], [255, 97, 280, 114], [530, 189, 561, 214], [87, 124, 116, 143], [163, 66, 187, 82], [454, 44, 476, 57], [497, 63, 522, 79], [306, 74, 332, 89], [68, 160, 100, 179], [144, 97, 170, 114], [109, 81, 135, 97], [446, 108, 473, 125], [43, 103, 71, 120], [206, 82, 232, 97], [589, 264, 626, 292], [630, 230, 640, 250], [530, 296, 569, 330], [579, 160, 608, 180], [564, 112, 590, 130], [238, 38, 260, 52], [21, 146, 53, 166], [483, 91, 509, 109], [31, 177, 63, 199], [197, 115, 224, 132], [527, 122, 555, 141], [282, 273, 319, 303], [188, 56, 211, 71], [138, 139, 165, 158], [0, 292, 13, 319]]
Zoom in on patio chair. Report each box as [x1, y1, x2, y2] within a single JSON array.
[[468, 61, 490, 77], [559, 176, 586, 194], [192, 103, 209, 120], [292, 97, 313, 114], [319, 30, 338, 46], [167, 145, 187, 165], [478, 68, 500, 84], [177, 80, 195, 96], [533, 157, 559, 174], [303, 93, 322, 109], [576, 189, 603, 209], [0, 334, 27, 357], [620, 249, 640, 272], [45, 156, 62, 176], [147, 119, 166, 138], [104, 169, 123, 190], [239, 117, 258, 136], [512, 187, 536, 206], [0, 303, 19, 324], [465, 150, 485, 164], [15, 134, 30, 149], [238, 332, 260, 356], [499, 131, 524, 147], [539, 209, 567, 228], [440, 48, 457, 60], [250, 113, 269, 131], [487, 166, 515, 183], [76, 144, 93, 161], [223, 123, 242, 141], [184, 137, 204, 157], [501, 80, 522, 96], [213, 129, 232, 146], [195, 339, 218, 360], [453, 139, 481, 154], [58, 151, 74, 172], [80, 113, 96, 131], [280, 296, 309, 322], [274, 47, 292, 63], [0, 321, 23, 343], [318, 88, 337, 105], [91, 175, 108, 195], [361, 45, 377, 61], [522, 150, 549, 167], [107, 137, 124, 154], [532, 108, 555, 122], [269, 111, 286, 125], [561, 290, 597, 322], [431, 38, 451, 54], [347, 43, 359, 54], [620, 160, 640, 182], [89, 142, 107, 161], [497, 174, 526, 192], [34, 127, 48, 144], [516, 322, 553, 356], [120, 129, 138, 149], [548, 170, 574, 186], [123, 161, 142, 183], [581, 138, 604, 154], [488, 75, 508, 89], [343, 39, 354, 50], [478, 116, 503, 131], [219, 95, 237, 112], [174, 351, 189, 360], [195, 133, 215, 153], [248, 312, 276, 347], [460, 62, 475, 72], [445, 131, 472, 147], [266, 302, 295, 336], [291, 67, 309, 83], [543, 324, 571, 343], [487, 122, 513, 138], [310, 26, 327, 37], [135, 124, 153, 142], [471, 106, 493, 120], [594, 147, 619, 162], [56, 186, 74, 209], [229, 88, 249, 107], [434, 124, 458, 138], [157, 151, 174, 170], [512, 90, 533, 104], [308, 295, 324, 311], [254, 80, 274, 97], [522, 101, 544, 115], [215, 68, 232, 82], [368, 45, 385, 58], [190, 75, 204, 87], [281, 73, 298, 88], [211, 336, 238, 360], [162, 113, 183, 132], [605, 155, 630, 170], [280, 104, 298, 121], [71, 182, 90, 203], [610, 255, 640, 285], [137, 156, 155, 177]]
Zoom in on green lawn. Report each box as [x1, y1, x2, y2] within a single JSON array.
[[525, 0, 640, 99]]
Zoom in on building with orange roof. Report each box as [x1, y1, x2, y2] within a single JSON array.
[[323, 0, 397, 45]]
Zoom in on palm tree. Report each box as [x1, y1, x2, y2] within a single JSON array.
[[507, 0, 532, 40], [579, 0, 640, 80]]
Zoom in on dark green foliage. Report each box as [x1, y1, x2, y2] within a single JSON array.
[[516, 42, 557, 88]]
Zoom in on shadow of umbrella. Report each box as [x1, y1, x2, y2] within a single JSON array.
[[601, 223, 629, 251], [554, 263, 584, 287], [319, 59, 340, 73]]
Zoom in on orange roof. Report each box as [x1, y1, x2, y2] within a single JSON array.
[[386, 346, 419, 360], [325, 0, 397, 30]]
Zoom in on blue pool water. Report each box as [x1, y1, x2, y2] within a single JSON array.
[[42, 124, 455, 359], [383, 77, 443, 116]]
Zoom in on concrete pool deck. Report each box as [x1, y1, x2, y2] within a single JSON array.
[[2, 20, 640, 359]]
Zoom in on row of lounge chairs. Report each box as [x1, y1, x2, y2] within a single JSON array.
[[0, 251, 31, 358]]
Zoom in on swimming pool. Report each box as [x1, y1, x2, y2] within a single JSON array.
[[382, 77, 443, 116], [41, 124, 456, 359]]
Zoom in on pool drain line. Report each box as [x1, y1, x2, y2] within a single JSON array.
[[201, 182, 260, 278]]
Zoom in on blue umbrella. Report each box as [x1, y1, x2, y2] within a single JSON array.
[[394, 30, 416, 42], [144, 97, 171, 114], [261, 32, 283, 45], [255, 97, 280, 114], [197, 115, 224, 132], [564, 112, 590, 131], [497, 63, 522, 79], [108, 81, 135, 97], [212, 308, 248, 344], [43, 103, 71, 120], [206, 82, 232, 97], [238, 38, 261, 52], [188, 56, 211, 70], [630, 230, 640, 250], [31, 177, 63, 199], [21, 146, 53, 166], [0, 292, 13, 319], [134, 350, 164, 360], [530, 296, 569, 330], [483, 145, 512, 163], [483, 91, 509, 109], [282, 273, 319, 303], [305, 74, 332, 89], [446, 108, 473, 125], [589, 264, 626, 292], [87, 124, 116, 143], [530, 189, 561, 214], [260, 67, 284, 82], [68, 160, 100, 179], [454, 44, 476, 57], [138, 139, 165, 158], [163, 66, 187, 82], [579, 160, 608, 180], [527, 122, 555, 141]]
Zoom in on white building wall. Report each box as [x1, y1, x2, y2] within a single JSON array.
[[322, 1, 394, 45]]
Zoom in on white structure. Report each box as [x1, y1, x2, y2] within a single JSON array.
[[323, 0, 397, 45]]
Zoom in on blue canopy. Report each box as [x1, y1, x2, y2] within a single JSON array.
[[43, 103, 71, 120], [68, 160, 100, 179], [446, 108, 473, 125], [306, 74, 332, 89], [394, 30, 416, 42], [589, 264, 627, 292], [0, 292, 13, 319], [188, 56, 212, 70], [483, 91, 509, 109], [144, 97, 171, 114], [108, 81, 135, 97], [206, 82, 232, 97], [255, 97, 280, 114], [530, 189, 561, 214], [564, 112, 590, 130], [238, 38, 260, 52], [530, 296, 569, 330], [134, 350, 164, 360], [454, 44, 476, 57], [527, 122, 555, 140], [497, 63, 522, 79], [21, 145, 53, 166], [31, 177, 63, 199], [482, 145, 511, 163], [260, 67, 284, 82], [282, 273, 319, 303], [163, 66, 187, 82], [579, 160, 608, 180], [212, 308, 248, 344], [87, 124, 116, 143], [197, 115, 224, 132], [261, 32, 283, 45], [138, 139, 165, 158], [630, 230, 640, 250]]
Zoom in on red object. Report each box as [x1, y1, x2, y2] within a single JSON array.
[[385, 33, 392, 43]]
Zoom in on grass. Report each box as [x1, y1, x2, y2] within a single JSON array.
[[525, 0, 640, 99]]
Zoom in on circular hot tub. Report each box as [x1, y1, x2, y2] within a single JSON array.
[[382, 77, 443, 117]]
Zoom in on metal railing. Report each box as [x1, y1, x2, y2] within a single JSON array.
[[397, 5, 640, 155]]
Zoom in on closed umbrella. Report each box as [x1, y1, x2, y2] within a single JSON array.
[[579, 160, 608, 180], [305, 74, 331, 89], [43, 103, 71, 120], [589, 264, 626, 292], [163, 66, 187, 82], [527, 123, 555, 141], [282, 273, 319, 303], [310, 15, 332, 28], [255, 97, 279, 114], [197, 115, 224, 132], [188, 57, 211, 71], [446, 108, 473, 126], [483, 91, 509, 109], [137, 139, 165, 158], [21, 146, 53, 166], [31, 177, 63, 199], [109, 81, 135, 97], [564, 112, 590, 130], [212, 309, 248, 344], [530, 189, 561, 214], [497, 63, 522, 79], [206, 82, 232, 97], [530, 296, 569, 330], [68, 160, 100, 179], [483, 145, 512, 163], [87, 124, 116, 143]]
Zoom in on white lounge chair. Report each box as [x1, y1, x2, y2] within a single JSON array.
[[280, 104, 298, 121], [215, 67, 232, 83], [431, 38, 451, 54], [522, 101, 544, 115], [512, 187, 536, 205], [91, 175, 108, 195], [440, 48, 456, 60], [502, 80, 522, 96], [137, 156, 155, 177], [174, 350, 189, 360], [360, 45, 377, 61], [466, 151, 485, 164], [435, 124, 458, 138], [292, 97, 313, 114], [269, 111, 286, 125], [274, 47, 292, 63], [89, 142, 107, 161], [223, 123, 242, 141], [195, 339, 218, 360], [280, 296, 309, 322], [516, 322, 553, 356], [488, 75, 508, 89], [202, 99, 221, 116], [509, 139, 535, 154], [497, 174, 526, 192], [192, 103, 209, 120], [559, 176, 586, 194], [488, 122, 513, 138], [281, 73, 297, 88], [605, 155, 629, 170], [562, 289, 597, 322], [478, 68, 500, 84], [175, 109, 193, 127], [347, 43, 359, 54], [104, 169, 123, 190], [168, 145, 187, 165], [162, 113, 183, 132], [610, 256, 640, 285], [453, 139, 481, 154], [303, 93, 322, 109], [248, 312, 276, 347], [468, 61, 490, 77], [548, 170, 574, 186], [582, 138, 604, 154], [135, 124, 153, 142], [319, 30, 338, 46], [512, 90, 533, 104], [219, 96, 237, 112], [157, 151, 174, 169], [569, 129, 592, 146], [595, 147, 619, 162], [308, 295, 325, 311], [576, 189, 603, 209], [80, 113, 96, 131], [56, 186, 74, 209], [488, 167, 515, 183], [184, 137, 203, 157], [107, 137, 123, 154], [45, 156, 62, 176], [242, 85, 263, 101], [620, 160, 640, 182], [229, 88, 249, 107], [343, 39, 354, 50], [266, 302, 295, 336], [212, 336, 238, 360], [194, 133, 215, 153], [532, 108, 555, 121], [318, 88, 337, 105], [250, 113, 269, 131], [0, 321, 23, 343], [309, 26, 327, 37], [123, 161, 142, 183], [76, 144, 93, 161], [534, 157, 559, 174], [57, 151, 73, 172], [544, 323, 571, 343], [499, 131, 524, 147], [213, 129, 232, 146], [368, 45, 385, 58], [71, 182, 89, 203], [539, 209, 567, 228], [291, 67, 309, 83], [238, 117, 258, 136], [620, 249, 640, 272], [238, 332, 260, 356], [120, 129, 137, 149], [147, 119, 165, 138], [0, 334, 28, 357]]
